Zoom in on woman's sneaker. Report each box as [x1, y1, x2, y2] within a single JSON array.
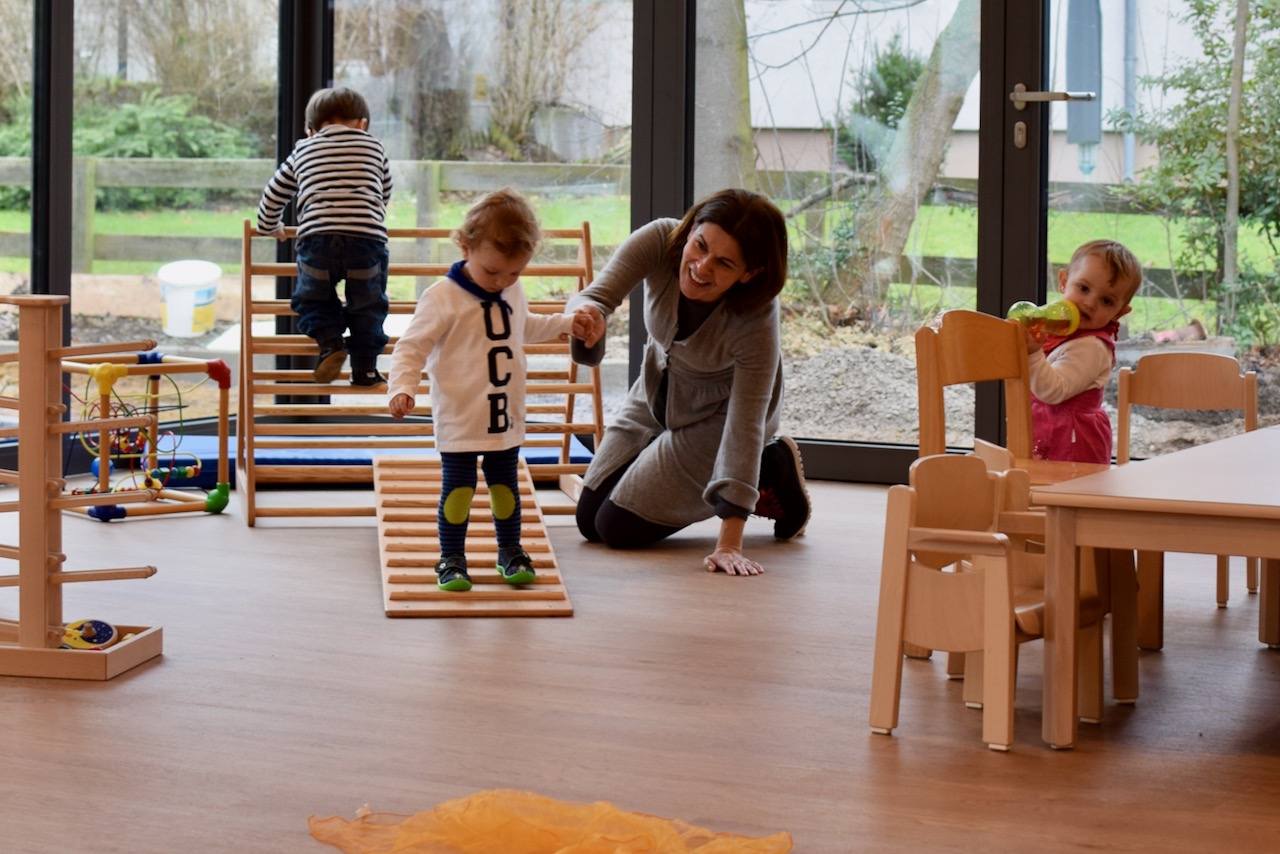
[[754, 435, 811, 540], [497, 545, 536, 585], [435, 554, 472, 591]]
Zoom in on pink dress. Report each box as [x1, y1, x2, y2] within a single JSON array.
[[1031, 323, 1118, 464]]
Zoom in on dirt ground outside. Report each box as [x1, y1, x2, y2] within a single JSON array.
[[3, 272, 1277, 461]]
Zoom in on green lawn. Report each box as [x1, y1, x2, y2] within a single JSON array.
[[0, 197, 1264, 330], [905, 204, 1273, 269], [0, 195, 633, 278], [1, 197, 1266, 273]]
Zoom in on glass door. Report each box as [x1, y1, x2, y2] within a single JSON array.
[[67, 1, 279, 432], [332, 0, 634, 408], [693, 0, 989, 480], [1043, 0, 1279, 457]]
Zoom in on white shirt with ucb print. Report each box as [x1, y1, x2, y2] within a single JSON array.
[[388, 269, 575, 453]]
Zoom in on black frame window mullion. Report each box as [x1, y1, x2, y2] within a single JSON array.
[[30, 0, 74, 320], [974, 0, 1049, 456]]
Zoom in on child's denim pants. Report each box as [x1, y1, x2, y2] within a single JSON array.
[[292, 233, 390, 370]]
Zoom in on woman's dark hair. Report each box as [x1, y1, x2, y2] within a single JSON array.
[[664, 188, 789, 314], [304, 87, 371, 133]]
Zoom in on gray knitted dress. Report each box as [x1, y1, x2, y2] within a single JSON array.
[[567, 218, 783, 527]]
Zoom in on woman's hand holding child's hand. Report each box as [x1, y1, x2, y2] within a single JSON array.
[[566, 307, 604, 346]]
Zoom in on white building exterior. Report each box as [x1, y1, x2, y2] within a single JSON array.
[[70, 0, 1210, 187], [743, 0, 1203, 184]]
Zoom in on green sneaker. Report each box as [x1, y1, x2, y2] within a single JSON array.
[[497, 545, 536, 585], [435, 554, 472, 592]]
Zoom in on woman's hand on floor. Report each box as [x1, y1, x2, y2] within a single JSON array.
[[703, 548, 764, 576]]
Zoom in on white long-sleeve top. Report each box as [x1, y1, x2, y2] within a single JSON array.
[[388, 275, 574, 453], [1027, 335, 1114, 404]]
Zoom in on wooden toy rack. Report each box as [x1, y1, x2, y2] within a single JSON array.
[[0, 295, 163, 679], [237, 221, 603, 526]]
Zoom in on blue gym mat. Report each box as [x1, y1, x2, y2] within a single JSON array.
[[112, 433, 595, 490]]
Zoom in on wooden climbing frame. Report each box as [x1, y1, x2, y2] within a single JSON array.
[[236, 221, 603, 526]]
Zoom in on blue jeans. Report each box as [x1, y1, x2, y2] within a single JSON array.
[[293, 234, 389, 369]]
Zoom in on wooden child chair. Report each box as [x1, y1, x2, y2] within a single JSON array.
[[910, 309, 1034, 666], [868, 454, 1105, 751], [972, 437, 1140, 705], [1116, 351, 1259, 649], [915, 309, 1034, 459]]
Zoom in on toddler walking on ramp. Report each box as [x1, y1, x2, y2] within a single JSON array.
[[387, 189, 594, 591]]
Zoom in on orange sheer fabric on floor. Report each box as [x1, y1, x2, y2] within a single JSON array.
[[309, 789, 793, 853]]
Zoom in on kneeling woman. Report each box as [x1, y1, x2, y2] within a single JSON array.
[[569, 188, 810, 576]]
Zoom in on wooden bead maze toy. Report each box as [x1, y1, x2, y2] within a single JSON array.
[[61, 348, 232, 520]]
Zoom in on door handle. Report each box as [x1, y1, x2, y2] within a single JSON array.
[[1009, 83, 1096, 111]]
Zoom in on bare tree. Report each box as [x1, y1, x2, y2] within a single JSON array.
[[337, 1, 467, 160], [1223, 0, 1249, 315], [0, 0, 34, 100], [848, 0, 979, 307], [128, 0, 274, 132], [735, 1, 978, 314], [490, 0, 602, 159], [695, 0, 756, 196]]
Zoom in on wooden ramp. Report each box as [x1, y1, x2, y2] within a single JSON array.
[[374, 457, 573, 618]]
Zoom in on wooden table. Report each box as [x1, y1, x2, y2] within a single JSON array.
[[1031, 428, 1280, 748], [1015, 458, 1109, 486]]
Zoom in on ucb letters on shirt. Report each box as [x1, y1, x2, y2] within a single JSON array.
[[483, 300, 513, 434]]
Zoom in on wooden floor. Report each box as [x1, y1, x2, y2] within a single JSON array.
[[3, 479, 1280, 852]]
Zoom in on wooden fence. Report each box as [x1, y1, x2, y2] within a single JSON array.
[[0, 157, 1200, 296], [0, 158, 629, 272]]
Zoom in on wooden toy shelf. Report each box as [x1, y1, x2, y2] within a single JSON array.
[[0, 294, 163, 679], [237, 221, 603, 526]]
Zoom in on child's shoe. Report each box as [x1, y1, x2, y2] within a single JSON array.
[[435, 554, 471, 591], [350, 369, 388, 388], [314, 338, 347, 382], [754, 435, 811, 540], [496, 545, 536, 585]]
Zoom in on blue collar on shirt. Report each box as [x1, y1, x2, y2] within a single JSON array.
[[447, 260, 511, 311]]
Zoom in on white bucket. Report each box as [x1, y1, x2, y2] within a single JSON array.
[[158, 260, 221, 337]]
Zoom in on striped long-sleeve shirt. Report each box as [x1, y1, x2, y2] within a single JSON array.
[[256, 124, 393, 242]]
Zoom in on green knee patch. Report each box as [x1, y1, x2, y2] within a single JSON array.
[[442, 487, 475, 524], [489, 484, 517, 520]]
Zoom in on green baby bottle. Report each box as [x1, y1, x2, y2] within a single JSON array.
[[1006, 300, 1080, 336]]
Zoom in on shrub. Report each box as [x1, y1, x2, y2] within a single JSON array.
[[0, 83, 260, 211]]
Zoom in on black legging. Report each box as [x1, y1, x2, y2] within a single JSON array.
[[575, 456, 683, 548]]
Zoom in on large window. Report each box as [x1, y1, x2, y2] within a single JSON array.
[[691, 0, 1275, 475], [63, 2, 277, 440], [9, 1, 1272, 479], [694, 1, 983, 451], [1043, 0, 1280, 456], [0, 2, 33, 414], [331, 0, 634, 409]]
